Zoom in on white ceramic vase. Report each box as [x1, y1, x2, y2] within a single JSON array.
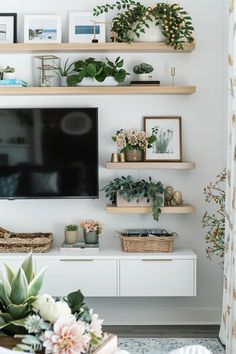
[[3, 72, 16, 80], [138, 73, 153, 81], [77, 77, 119, 86], [60, 76, 68, 87], [133, 22, 166, 43]]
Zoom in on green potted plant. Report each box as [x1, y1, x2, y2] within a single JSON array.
[[54, 57, 74, 87], [133, 63, 154, 81], [93, 1, 194, 49], [102, 175, 164, 221], [65, 224, 78, 244], [80, 220, 103, 245], [112, 128, 157, 161], [67, 57, 129, 86], [3, 66, 16, 80]]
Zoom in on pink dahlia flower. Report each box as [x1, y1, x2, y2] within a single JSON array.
[[43, 315, 90, 354]]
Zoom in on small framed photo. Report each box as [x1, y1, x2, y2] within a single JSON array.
[[144, 116, 182, 162], [0, 13, 17, 43], [69, 12, 106, 43], [24, 15, 61, 43]]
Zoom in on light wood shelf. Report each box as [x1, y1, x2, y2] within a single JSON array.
[[0, 86, 196, 96], [106, 204, 195, 214], [106, 161, 196, 170], [0, 42, 195, 53]]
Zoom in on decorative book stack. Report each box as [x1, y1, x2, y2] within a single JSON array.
[[0, 79, 27, 87], [130, 80, 160, 86], [60, 241, 100, 253]]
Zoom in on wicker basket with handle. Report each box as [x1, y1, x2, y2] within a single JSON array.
[[0, 226, 53, 253]]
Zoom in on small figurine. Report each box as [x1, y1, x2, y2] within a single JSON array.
[[164, 186, 174, 206], [171, 191, 183, 206]]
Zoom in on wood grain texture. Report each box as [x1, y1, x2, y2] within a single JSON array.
[[106, 162, 196, 170], [106, 204, 195, 214]]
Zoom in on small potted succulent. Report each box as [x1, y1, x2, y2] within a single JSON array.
[[3, 66, 16, 80], [64, 224, 78, 244], [54, 57, 74, 87], [80, 220, 103, 244], [133, 63, 154, 81], [112, 128, 157, 161]]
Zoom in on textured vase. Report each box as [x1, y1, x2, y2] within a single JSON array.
[[84, 231, 99, 244], [60, 76, 68, 87], [65, 230, 78, 244], [125, 149, 143, 162]]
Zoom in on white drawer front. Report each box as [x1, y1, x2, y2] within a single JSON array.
[[36, 258, 118, 297], [120, 259, 196, 297]]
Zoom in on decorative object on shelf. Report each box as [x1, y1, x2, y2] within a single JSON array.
[[130, 80, 160, 86], [133, 63, 154, 81], [171, 66, 176, 86], [69, 12, 106, 43], [64, 224, 78, 244], [0, 79, 27, 87], [54, 57, 74, 86], [80, 220, 103, 245], [202, 169, 226, 263], [0, 226, 53, 253], [112, 128, 157, 162], [0, 254, 114, 353], [164, 186, 183, 206], [118, 228, 176, 252], [3, 65, 15, 80], [24, 15, 61, 43], [0, 13, 17, 43], [144, 116, 182, 162], [61, 241, 100, 253], [111, 152, 119, 162], [93, 1, 194, 49], [33, 55, 60, 87], [102, 175, 164, 221], [67, 56, 129, 86]]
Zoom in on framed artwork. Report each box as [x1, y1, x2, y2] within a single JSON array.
[[144, 116, 182, 162], [0, 13, 17, 43], [69, 12, 106, 43], [24, 15, 61, 43]]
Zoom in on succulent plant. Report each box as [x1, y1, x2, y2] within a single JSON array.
[[54, 57, 74, 77], [4, 66, 15, 73], [133, 63, 154, 75], [65, 224, 78, 231], [0, 253, 46, 334]]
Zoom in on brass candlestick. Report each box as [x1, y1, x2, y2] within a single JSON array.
[[171, 67, 176, 86]]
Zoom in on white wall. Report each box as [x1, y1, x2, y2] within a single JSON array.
[[0, 0, 227, 324]]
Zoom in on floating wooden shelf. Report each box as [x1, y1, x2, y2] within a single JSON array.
[[0, 86, 196, 96], [106, 204, 195, 214], [0, 42, 195, 53], [106, 161, 196, 170]]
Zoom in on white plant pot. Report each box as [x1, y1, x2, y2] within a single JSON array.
[[133, 22, 166, 43], [77, 77, 119, 86], [60, 76, 68, 87], [138, 73, 153, 81], [116, 192, 164, 207], [3, 72, 16, 80]]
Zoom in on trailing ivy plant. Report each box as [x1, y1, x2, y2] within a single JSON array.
[[93, 1, 194, 49], [102, 175, 164, 221]]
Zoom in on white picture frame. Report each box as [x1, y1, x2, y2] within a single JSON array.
[[69, 12, 106, 43], [24, 15, 61, 43], [0, 14, 17, 43]]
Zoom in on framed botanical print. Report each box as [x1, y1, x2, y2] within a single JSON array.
[[0, 13, 17, 43], [144, 116, 182, 162], [24, 15, 61, 43], [69, 12, 106, 43]]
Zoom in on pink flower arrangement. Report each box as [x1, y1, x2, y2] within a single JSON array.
[[80, 220, 103, 234], [112, 128, 157, 152]]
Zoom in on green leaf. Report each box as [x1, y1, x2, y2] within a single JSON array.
[[67, 289, 84, 314], [87, 63, 97, 77], [10, 268, 28, 304], [7, 303, 29, 319], [0, 280, 11, 306], [21, 253, 34, 284], [28, 267, 46, 297], [10, 317, 27, 327], [4, 263, 15, 285]]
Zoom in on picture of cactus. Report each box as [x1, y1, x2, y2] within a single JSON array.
[[144, 116, 182, 161]]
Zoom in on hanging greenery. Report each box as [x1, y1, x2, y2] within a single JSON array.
[[93, 1, 194, 49]]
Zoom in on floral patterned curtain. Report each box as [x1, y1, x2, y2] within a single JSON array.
[[219, 0, 236, 351]]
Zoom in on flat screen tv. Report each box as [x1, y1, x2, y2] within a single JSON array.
[[0, 108, 98, 199]]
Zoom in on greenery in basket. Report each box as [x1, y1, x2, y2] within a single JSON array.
[[93, 1, 194, 49], [67, 56, 129, 86], [133, 63, 153, 75], [112, 128, 157, 152], [54, 57, 74, 77], [65, 224, 78, 231], [202, 169, 226, 263], [0, 254, 104, 353], [102, 175, 164, 221]]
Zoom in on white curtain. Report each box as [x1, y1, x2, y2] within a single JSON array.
[[219, 0, 236, 352]]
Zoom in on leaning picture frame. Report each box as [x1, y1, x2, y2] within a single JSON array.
[[69, 12, 106, 43], [144, 116, 182, 162], [24, 15, 61, 43], [0, 13, 17, 43]]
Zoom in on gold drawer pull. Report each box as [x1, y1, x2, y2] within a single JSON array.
[[60, 259, 94, 262], [142, 259, 173, 262]]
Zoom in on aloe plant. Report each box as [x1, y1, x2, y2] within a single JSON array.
[[0, 254, 46, 334]]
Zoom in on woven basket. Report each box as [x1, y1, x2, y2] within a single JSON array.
[[119, 233, 176, 253], [0, 227, 53, 253]]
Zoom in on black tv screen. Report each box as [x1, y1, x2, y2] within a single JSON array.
[[0, 108, 98, 199]]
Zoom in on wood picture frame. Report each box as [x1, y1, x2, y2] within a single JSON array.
[[0, 13, 17, 43], [144, 116, 182, 162]]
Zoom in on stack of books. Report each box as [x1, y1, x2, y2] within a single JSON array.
[[60, 241, 100, 253], [130, 80, 160, 86], [0, 79, 27, 87]]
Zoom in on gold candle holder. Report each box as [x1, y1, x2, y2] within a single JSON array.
[[111, 153, 119, 162], [119, 152, 126, 162]]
